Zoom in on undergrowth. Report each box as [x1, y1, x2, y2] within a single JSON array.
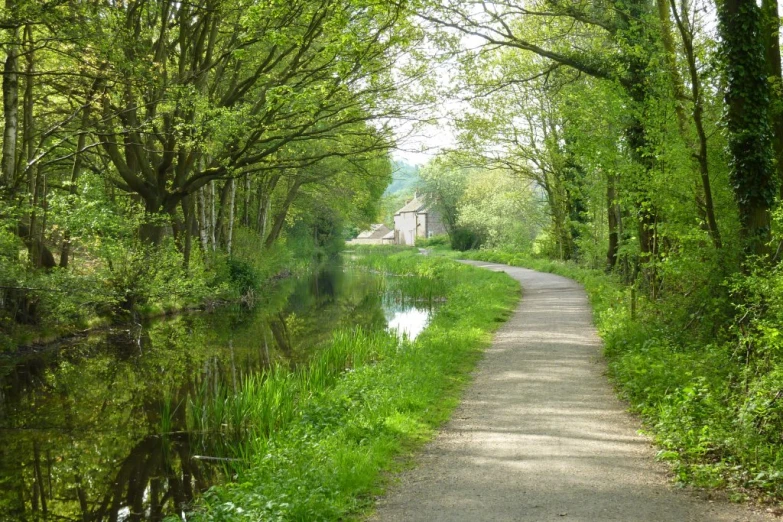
[[185, 249, 520, 520]]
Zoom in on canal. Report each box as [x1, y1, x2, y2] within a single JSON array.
[[0, 262, 435, 521]]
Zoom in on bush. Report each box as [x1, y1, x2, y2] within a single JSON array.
[[416, 234, 450, 248], [227, 257, 260, 298], [449, 227, 484, 251]]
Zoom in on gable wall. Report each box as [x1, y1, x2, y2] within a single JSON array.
[[394, 211, 418, 245]]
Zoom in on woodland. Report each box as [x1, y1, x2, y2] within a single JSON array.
[[4, 0, 783, 511], [0, 0, 423, 344]]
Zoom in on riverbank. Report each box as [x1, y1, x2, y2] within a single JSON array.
[[188, 250, 520, 520], [438, 248, 783, 507], [1, 256, 462, 520], [1, 247, 310, 354]]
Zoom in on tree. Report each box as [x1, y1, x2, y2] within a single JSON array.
[[656, 0, 722, 249], [419, 0, 671, 271], [717, 0, 776, 256], [62, 0, 413, 243], [0, 0, 415, 330]]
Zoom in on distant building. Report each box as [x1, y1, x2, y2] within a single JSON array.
[[381, 230, 395, 245], [347, 224, 393, 245], [393, 194, 447, 246]]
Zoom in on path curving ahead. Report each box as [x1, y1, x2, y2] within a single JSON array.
[[371, 261, 775, 522]]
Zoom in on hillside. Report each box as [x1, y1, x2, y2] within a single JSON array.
[[383, 161, 422, 196]]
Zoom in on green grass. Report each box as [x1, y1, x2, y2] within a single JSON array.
[[185, 249, 520, 521]]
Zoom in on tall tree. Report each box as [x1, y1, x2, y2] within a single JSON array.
[[1, 0, 19, 190], [82, 0, 410, 243], [717, 0, 776, 256], [761, 0, 783, 198], [421, 0, 669, 274], [656, 0, 722, 248]]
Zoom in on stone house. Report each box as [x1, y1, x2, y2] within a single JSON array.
[[393, 194, 447, 246]]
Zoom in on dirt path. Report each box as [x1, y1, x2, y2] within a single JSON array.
[[371, 261, 775, 522]]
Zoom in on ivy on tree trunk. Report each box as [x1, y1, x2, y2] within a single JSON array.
[[718, 0, 776, 257]]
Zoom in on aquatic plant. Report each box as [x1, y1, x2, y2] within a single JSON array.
[[185, 329, 401, 453]]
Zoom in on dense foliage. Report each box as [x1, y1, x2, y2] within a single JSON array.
[[0, 0, 419, 346], [5, 0, 783, 511]]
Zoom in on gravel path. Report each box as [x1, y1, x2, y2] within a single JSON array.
[[371, 261, 775, 522]]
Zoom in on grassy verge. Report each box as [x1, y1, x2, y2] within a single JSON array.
[[439, 248, 783, 503], [186, 249, 520, 521]]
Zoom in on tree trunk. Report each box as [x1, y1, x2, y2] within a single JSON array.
[[718, 0, 776, 257], [624, 113, 660, 270], [15, 221, 54, 268], [243, 173, 250, 227], [138, 195, 169, 245], [197, 186, 209, 252], [562, 152, 587, 260], [209, 181, 216, 252], [256, 174, 282, 241], [139, 221, 166, 245], [265, 180, 303, 248], [214, 179, 232, 248], [182, 195, 194, 268], [761, 0, 783, 198], [227, 178, 236, 255], [619, 0, 663, 278], [61, 86, 96, 267], [258, 192, 270, 242], [607, 175, 620, 269], [2, 2, 19, 189], [23, 24, 44, 266], [32, 442, 47, 516], [659, 0, 722, 248]]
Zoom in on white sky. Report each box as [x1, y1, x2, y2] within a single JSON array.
[[392, 121, 456, 165], [388, 19, 483, 166]]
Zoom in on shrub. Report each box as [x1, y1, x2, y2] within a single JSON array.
[[416, 234, 450, 248], [449, 227, 483, 251], [227, 257, 260, 298]]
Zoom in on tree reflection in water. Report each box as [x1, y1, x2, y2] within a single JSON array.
[[0, 264, 433, 520]]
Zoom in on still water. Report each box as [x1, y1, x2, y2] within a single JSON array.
[[0, 263, 434, 521]]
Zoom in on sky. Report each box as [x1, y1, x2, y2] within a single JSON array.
[[392, 121, 455, 165], [387, 17, 478, 166]]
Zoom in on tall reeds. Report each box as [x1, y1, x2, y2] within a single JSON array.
[[348, 248, 451, 304], [185, 328, 400, 449]]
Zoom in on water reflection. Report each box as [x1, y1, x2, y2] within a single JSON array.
[[387, 307, 431, 340], [0, 264, 435, 521]]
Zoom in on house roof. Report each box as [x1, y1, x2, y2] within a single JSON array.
[[395, 196, 427, 215], [381, 230, 395, 239], [356, 224, 392, 240]]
